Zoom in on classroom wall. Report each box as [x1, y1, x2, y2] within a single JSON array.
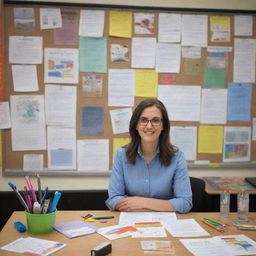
[[1, 0, 256, 192]]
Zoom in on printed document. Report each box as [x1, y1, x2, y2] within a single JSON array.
[[158, 85, 201, 121], [77, 139, 109, 172], [165, 219, 210, 237], [79, 10, 104, 37], [132, 37, 156, 68], [45, 84, 76, 127], [12, 65, 39, 92], [9, 36, 43, 64], [47, 126, 76, 169], [108, 69, 134, 106], [158, 13, 181, 42], [170, 126, 197, 161], [110, 108, 132, 134]]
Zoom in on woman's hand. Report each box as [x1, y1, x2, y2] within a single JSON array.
[[116, 197, 148, 212], [116, 196, 175, 212]]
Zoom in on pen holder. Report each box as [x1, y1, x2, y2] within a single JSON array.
[[25, 210, 56, 234]]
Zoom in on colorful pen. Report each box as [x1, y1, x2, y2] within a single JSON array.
[[48, 191, 62, 213], [25, 176, 38, 203], [92, 216, 114, 220], [8, 182, 30, 212], [24, 186, 32, 212]]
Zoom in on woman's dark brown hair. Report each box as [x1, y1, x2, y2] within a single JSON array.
[[125, 98, 176, 166]]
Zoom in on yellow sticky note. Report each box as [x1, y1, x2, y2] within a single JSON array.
[[210, 16, 230, 28], [135, 70, 158, 97], [198, 126, 224, 154], [113, 138, 131, 161], [109, 11, 132, 38]]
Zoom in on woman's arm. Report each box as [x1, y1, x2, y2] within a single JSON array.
[[116, 196, 176, 212]]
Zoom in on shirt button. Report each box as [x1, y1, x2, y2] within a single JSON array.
[[145, 179, 148, 182]]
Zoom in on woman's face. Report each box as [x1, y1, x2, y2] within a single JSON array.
[[136, 106, 163, 144]]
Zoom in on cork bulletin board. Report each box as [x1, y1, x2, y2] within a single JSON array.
[[2, 2, 256, 176]]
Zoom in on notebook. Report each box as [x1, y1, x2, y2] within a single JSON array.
[[245, 177, 256, 188]]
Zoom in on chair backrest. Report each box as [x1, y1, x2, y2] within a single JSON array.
[[190, 177, 206, 212]]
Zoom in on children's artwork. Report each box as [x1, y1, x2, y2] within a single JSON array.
[[223, 126, 251, 162], [44, 48, 79, 84], [14, 7, 35, 32], [40, 8, 62, 30], [134, 13, 155, 34], [110, 44, 129, 63]]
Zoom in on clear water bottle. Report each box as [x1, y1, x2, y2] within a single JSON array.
[[237, 191, 249, 220], [220, 184, 230, 221]]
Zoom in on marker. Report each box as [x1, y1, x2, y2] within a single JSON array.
[[48, 191, 62, 213], [24, 186, 32, 212], [8, 182, 30, 212], [92, 216, 114, 220], [25, 176, 38, 203]]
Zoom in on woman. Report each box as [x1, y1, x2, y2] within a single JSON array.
[[106, 98, 192, 213]]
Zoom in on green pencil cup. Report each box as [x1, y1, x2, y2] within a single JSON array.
[[25, 210, 56, 234]]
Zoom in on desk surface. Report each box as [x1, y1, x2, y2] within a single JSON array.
[[1, 211, 256, 256]]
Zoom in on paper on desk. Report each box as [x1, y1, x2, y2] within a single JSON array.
[[132, 222, 167, 238], [165, 219, 210, 237], [54, 220, 97, 238], [97, 224, 137, 240], [119, 212, 177, 226], [180, 237, 229, 256], [0, 237, 66, 256], [180, 234, 256, 256]]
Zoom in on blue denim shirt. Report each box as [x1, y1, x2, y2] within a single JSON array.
[[106, 147, 192, 213]]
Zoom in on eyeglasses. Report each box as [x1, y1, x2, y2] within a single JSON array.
[[138, 117, 162, 127]]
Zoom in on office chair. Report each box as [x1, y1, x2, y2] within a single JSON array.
[[189, 177, 206, 212]]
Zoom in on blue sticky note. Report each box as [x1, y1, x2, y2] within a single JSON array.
[[227, 83, 252, 121], [80, 105, 104, 135]]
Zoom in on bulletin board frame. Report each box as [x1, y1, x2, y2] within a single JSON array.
[[2, 1, 256, 177]]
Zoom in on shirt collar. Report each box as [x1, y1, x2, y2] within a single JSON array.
[[137, 145, 160, 158]]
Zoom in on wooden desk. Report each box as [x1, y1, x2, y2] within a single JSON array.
[[1, 211, 256, 255]]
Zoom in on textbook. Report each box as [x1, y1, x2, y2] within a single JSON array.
[[54, 220, 97, 238]]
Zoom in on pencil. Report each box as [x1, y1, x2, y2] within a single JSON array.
[[203, 218, 226, 227], [202, 219, 225, 232]]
